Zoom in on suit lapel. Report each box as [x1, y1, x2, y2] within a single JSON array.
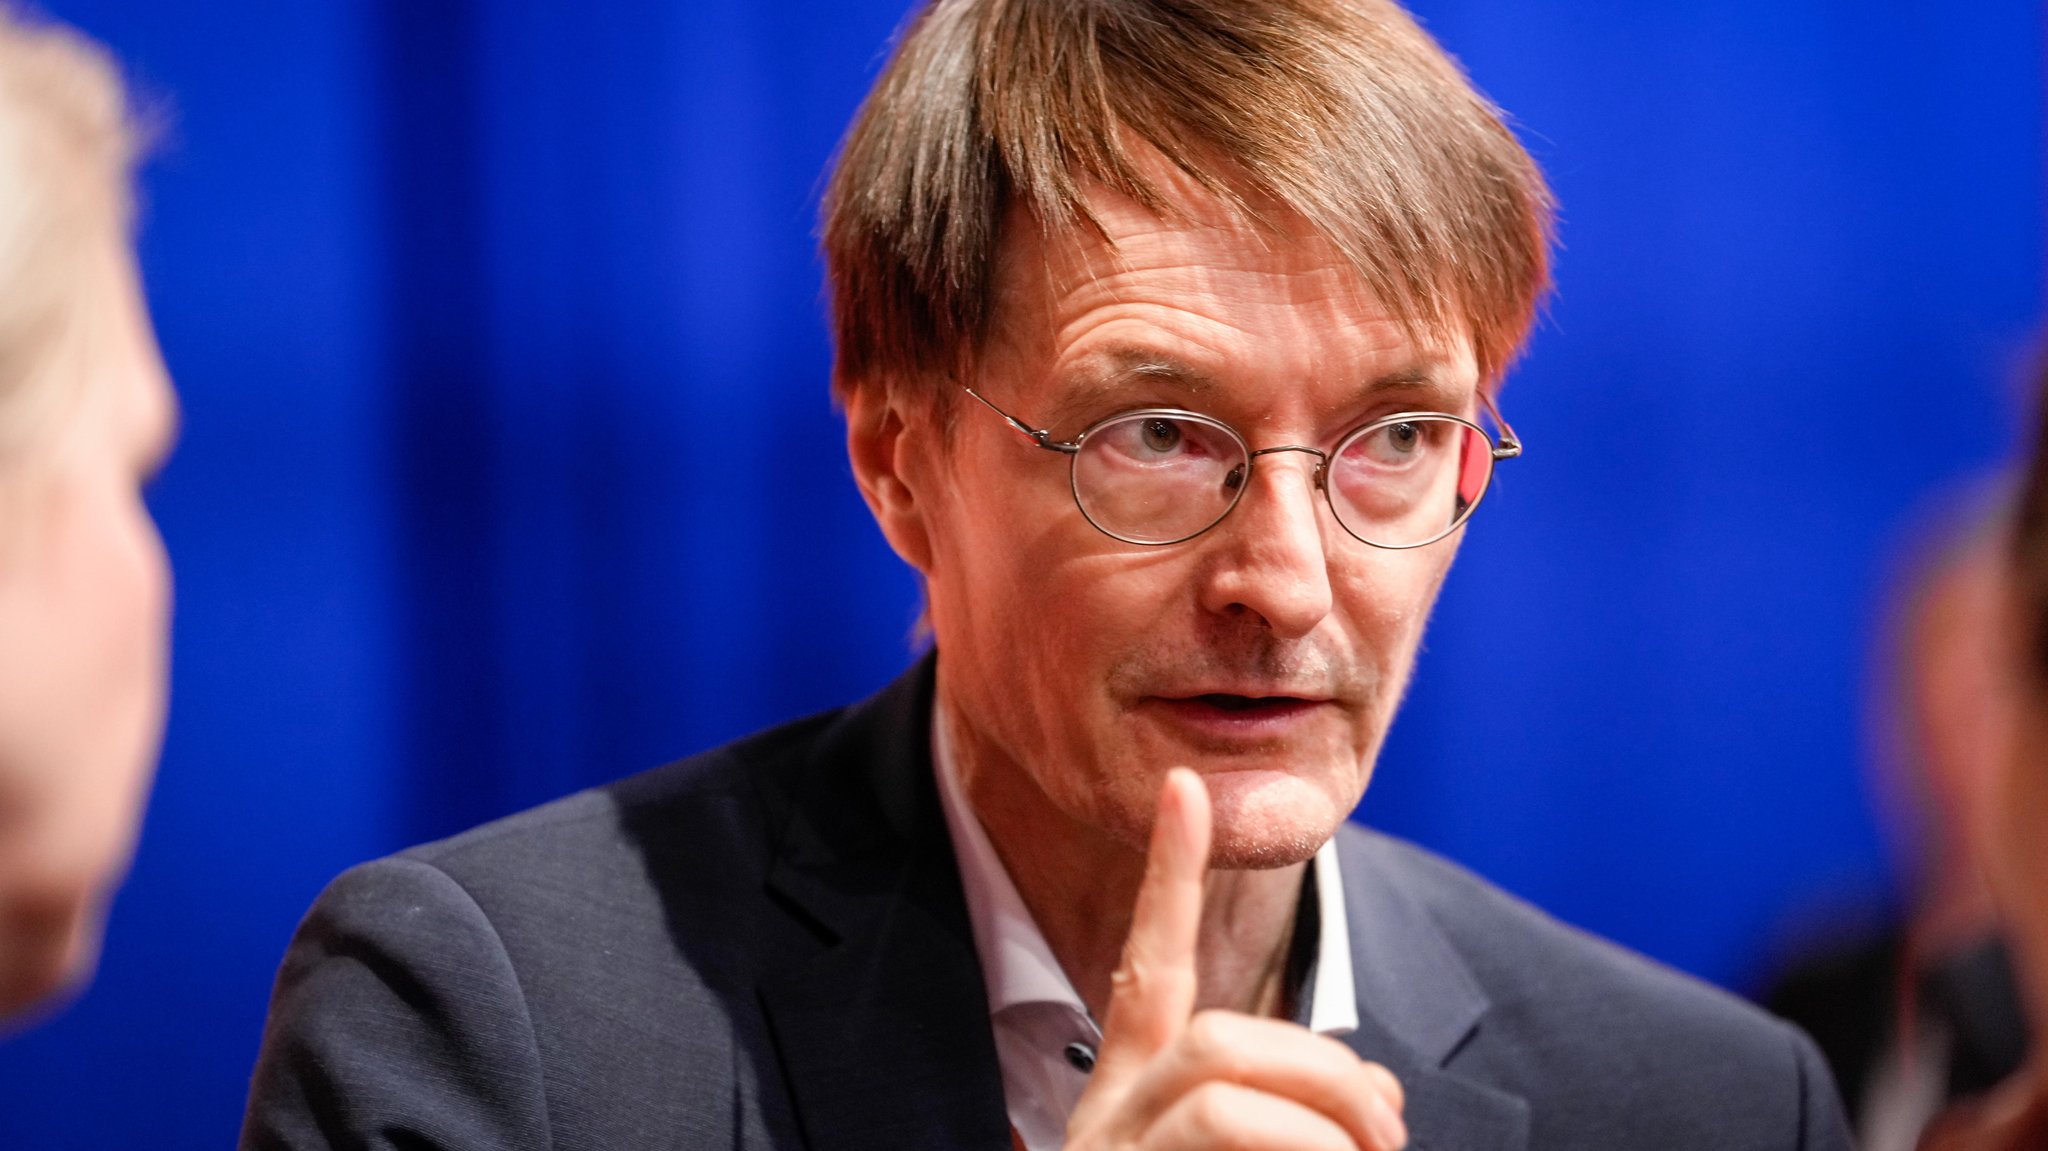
[[1336, 829, 1530, 1151], [756, 658, 1013, 1151], [753, 663, 1528, 1151], [1342, 1011, 1529, 1151]]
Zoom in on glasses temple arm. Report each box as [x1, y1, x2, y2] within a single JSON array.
[[962, 387, 1080, 454], [1482, 392, 1523, 460]]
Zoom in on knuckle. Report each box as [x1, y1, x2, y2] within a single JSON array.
[[1362, 1061, 1405, 1113], [1184, 1082, 1244, 1144], [1109, 962, 1139, 995], [1113, 953, 1193, 1011], [1182, 1008, 1234, 1056], [1299, 1029, 1360, 1076], [1112, 949, 1149, 993]]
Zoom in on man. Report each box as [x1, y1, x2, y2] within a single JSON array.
[[0, 10, 176, 1027], [242, 1, 1853, 1148], [1766, 511, 2027, 1148], [1920, 352, 2048, 1150]]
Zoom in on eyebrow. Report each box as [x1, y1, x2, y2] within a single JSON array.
[[1076, 345, 1220, 395], [1038, 347, 1211, 429], [1359, 366, 1467, 410], [1044, 346, 1466, 429]]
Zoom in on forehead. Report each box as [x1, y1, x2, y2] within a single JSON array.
[[985, 165, 1476, 418]]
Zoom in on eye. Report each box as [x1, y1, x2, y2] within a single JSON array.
[[1363, 420, 1429, 465], [1139, 418, 1182, 454], [1089, 413, 1238, 468], [1340, 417, 1447, 473]]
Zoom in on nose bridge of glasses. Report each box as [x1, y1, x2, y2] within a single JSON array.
[[1243, 444, 1330, 493], [1216, 442, 1337, 566]]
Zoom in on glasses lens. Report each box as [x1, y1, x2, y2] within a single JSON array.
[[1072, 413, 1248, 544], [1327, 416, 1494, 548]]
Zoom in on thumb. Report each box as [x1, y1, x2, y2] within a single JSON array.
[[1090, 767, 1211, 1086]]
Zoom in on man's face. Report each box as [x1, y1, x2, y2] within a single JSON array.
[[0, 232, 175, 1016], [903, 169, 1480, 869]]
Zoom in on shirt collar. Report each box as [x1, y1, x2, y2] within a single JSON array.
[[932, 705, 1093, 1023], [1306, 827, 1359, 1035], [931, 705, 1357, 1037]]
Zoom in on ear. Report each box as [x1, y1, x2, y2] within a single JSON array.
[[844, 379, 937, 574]]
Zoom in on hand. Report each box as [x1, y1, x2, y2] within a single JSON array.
[[1063, 769, 1408, 1151]]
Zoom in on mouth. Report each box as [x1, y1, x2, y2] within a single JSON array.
[[1185, 693, 1318, 714], [1139, 692, 1336, 741]]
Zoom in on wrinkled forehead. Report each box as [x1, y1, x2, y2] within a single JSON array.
[[987, 150, 1472, 369], [985, 178, 1478, 408]]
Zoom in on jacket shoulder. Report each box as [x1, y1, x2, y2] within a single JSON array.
[[242, 704, 857, 1151], [1336, 825, 1850, 1149], [1339, 826, 1748, 1022]]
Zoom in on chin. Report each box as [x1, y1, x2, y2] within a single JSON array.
[[1200, 767, 1350, 870]]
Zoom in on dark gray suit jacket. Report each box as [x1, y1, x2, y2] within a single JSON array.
[[241, 660, 1851, 1150]]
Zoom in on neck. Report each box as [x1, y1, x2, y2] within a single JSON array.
[[942, 699, 1306, 1023]]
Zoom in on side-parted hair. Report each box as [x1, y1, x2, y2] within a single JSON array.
[[822, 0, 1555, 406], [0, 5, 136, 462]]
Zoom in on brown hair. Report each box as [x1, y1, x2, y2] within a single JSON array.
[[821, 0, 1554, 405]]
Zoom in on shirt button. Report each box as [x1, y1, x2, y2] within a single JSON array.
[[1063, 1042, 1097, 1073]]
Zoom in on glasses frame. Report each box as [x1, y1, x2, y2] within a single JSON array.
[[962, 385, 1524, 549]]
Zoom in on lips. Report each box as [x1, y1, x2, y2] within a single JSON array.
[[1139, 692, 1336, 742], [1186, 692, 1319, 713]]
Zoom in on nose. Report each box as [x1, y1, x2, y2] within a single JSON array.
[[1195, 448, 1334, 638]]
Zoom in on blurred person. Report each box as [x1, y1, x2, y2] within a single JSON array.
[[1921, 361, 2048, 1149], [1764, 504, 2028, 1149], [243, 2, 1849, 1148], [0, 6, 174, 1026]]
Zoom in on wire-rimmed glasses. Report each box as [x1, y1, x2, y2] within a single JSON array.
[[963, 386, 1522, 549]]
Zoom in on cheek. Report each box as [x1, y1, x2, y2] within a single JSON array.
[[0, 471, 170, 874], [1990, 728, 2048, 895], [71, 482, 170, 884], [1992, 765, 2048, 1029], [69, 477, 170, 712], [926, 437, 1153, 677], [928, 490, 1192, 811], [1335, 549, 1450, 673], [932, 516, 1141, 736], [113, 496, 172, 719]]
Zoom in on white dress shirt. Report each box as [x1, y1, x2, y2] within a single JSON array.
[[932, 709, 1359, 1151]]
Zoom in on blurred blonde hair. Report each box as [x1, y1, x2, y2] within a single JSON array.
[[0, 4, 136, 464]]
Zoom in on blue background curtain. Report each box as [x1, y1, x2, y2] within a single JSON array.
[[0, 1, 2040, 1145]]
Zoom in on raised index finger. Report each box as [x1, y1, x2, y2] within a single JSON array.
[[1092, 767, 1211, 1082]]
